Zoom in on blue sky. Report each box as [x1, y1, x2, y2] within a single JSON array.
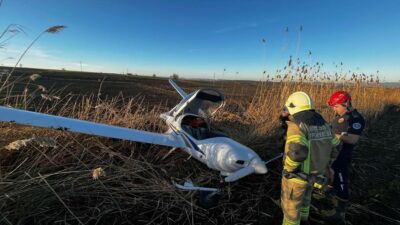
[[0, 0, 399, 81]]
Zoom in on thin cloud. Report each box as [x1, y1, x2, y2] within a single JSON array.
[[215, 22, 259, 34], [0, 46, 56, 60], [27, 48, 52, 58], [0, 45, 105, 72]]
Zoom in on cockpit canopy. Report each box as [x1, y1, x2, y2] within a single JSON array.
[[171, 89, 224, 118]]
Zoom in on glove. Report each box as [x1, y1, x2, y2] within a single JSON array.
[[279, 114, 289, 130]]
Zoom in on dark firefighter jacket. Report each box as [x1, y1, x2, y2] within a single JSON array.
[[283, 110, 341, 184]]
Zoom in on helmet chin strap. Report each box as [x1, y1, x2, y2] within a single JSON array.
[[346, 100, 353, 111]]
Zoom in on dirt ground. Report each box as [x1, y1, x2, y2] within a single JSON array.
[[1, 66, 258, 108]]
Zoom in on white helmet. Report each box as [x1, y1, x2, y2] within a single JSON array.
[[284, 91, 314, 115]]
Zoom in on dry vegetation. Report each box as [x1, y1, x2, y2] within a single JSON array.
[[0, 60, 399, 225]]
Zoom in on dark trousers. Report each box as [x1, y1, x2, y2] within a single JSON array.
[[331, 147, 352, 200]]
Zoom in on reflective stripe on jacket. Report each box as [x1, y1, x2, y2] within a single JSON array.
[[284, 120, 340, 178]]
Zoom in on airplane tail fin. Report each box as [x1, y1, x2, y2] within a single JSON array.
[[169, 79, 187, 98]]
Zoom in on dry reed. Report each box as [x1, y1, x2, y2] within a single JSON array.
[[0, 59, 399, 224]]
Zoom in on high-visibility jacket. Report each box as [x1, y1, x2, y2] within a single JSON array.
[[283, 110, 340, 183]]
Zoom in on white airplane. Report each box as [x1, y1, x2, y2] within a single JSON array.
[[0, 80, 275, 191]]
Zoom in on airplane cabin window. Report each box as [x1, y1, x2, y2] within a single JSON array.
[[181, 115, 228, 140]]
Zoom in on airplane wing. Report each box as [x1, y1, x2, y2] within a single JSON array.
[[169, 79, 187, 98], [0, 106, 186, 148]]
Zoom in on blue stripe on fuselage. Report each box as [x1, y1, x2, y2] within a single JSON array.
[[169, 125, 179, 135], [181, 132, 204, 154]]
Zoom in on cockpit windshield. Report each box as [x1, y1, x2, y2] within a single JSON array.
[[198, 98, 222, 117], [172, 89, 224, 118]]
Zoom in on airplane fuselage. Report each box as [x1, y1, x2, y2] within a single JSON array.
[[163, 114, 268, 182]]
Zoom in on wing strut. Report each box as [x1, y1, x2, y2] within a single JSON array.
[[169, 79, 187, 98]]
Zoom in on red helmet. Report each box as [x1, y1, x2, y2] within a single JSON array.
[[328, 91, 351, 106]]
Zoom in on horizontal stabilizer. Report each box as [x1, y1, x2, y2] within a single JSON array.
[[0, 106, 186, 148], [173, 180, 218, 192]]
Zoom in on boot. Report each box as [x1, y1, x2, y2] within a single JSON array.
[[320, 197, 348, 224], [312, 185, 335, 202]]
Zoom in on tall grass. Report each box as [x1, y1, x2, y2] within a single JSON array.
[[0, 63, 399, 224], [212, 59, 400, 149]]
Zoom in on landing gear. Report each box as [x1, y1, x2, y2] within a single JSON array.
[[198, 177, 228, 209], [198, 190, 220, 209]]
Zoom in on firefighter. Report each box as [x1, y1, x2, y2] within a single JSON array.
[[321, 91, 365, 223], [281, 92, 341, 225]]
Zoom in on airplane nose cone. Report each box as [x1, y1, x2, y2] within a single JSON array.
[[251, 158, 268, 174]]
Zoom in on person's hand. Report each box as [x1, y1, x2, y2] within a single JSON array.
[[279, 112, 289, 129], [327, 167, 335, 184], [335, 133, 341, 140]]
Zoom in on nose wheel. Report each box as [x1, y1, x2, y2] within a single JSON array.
[[198, 176, 229, 209]]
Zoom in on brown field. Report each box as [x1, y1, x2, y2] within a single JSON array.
[[0, 67, 400, 225]]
